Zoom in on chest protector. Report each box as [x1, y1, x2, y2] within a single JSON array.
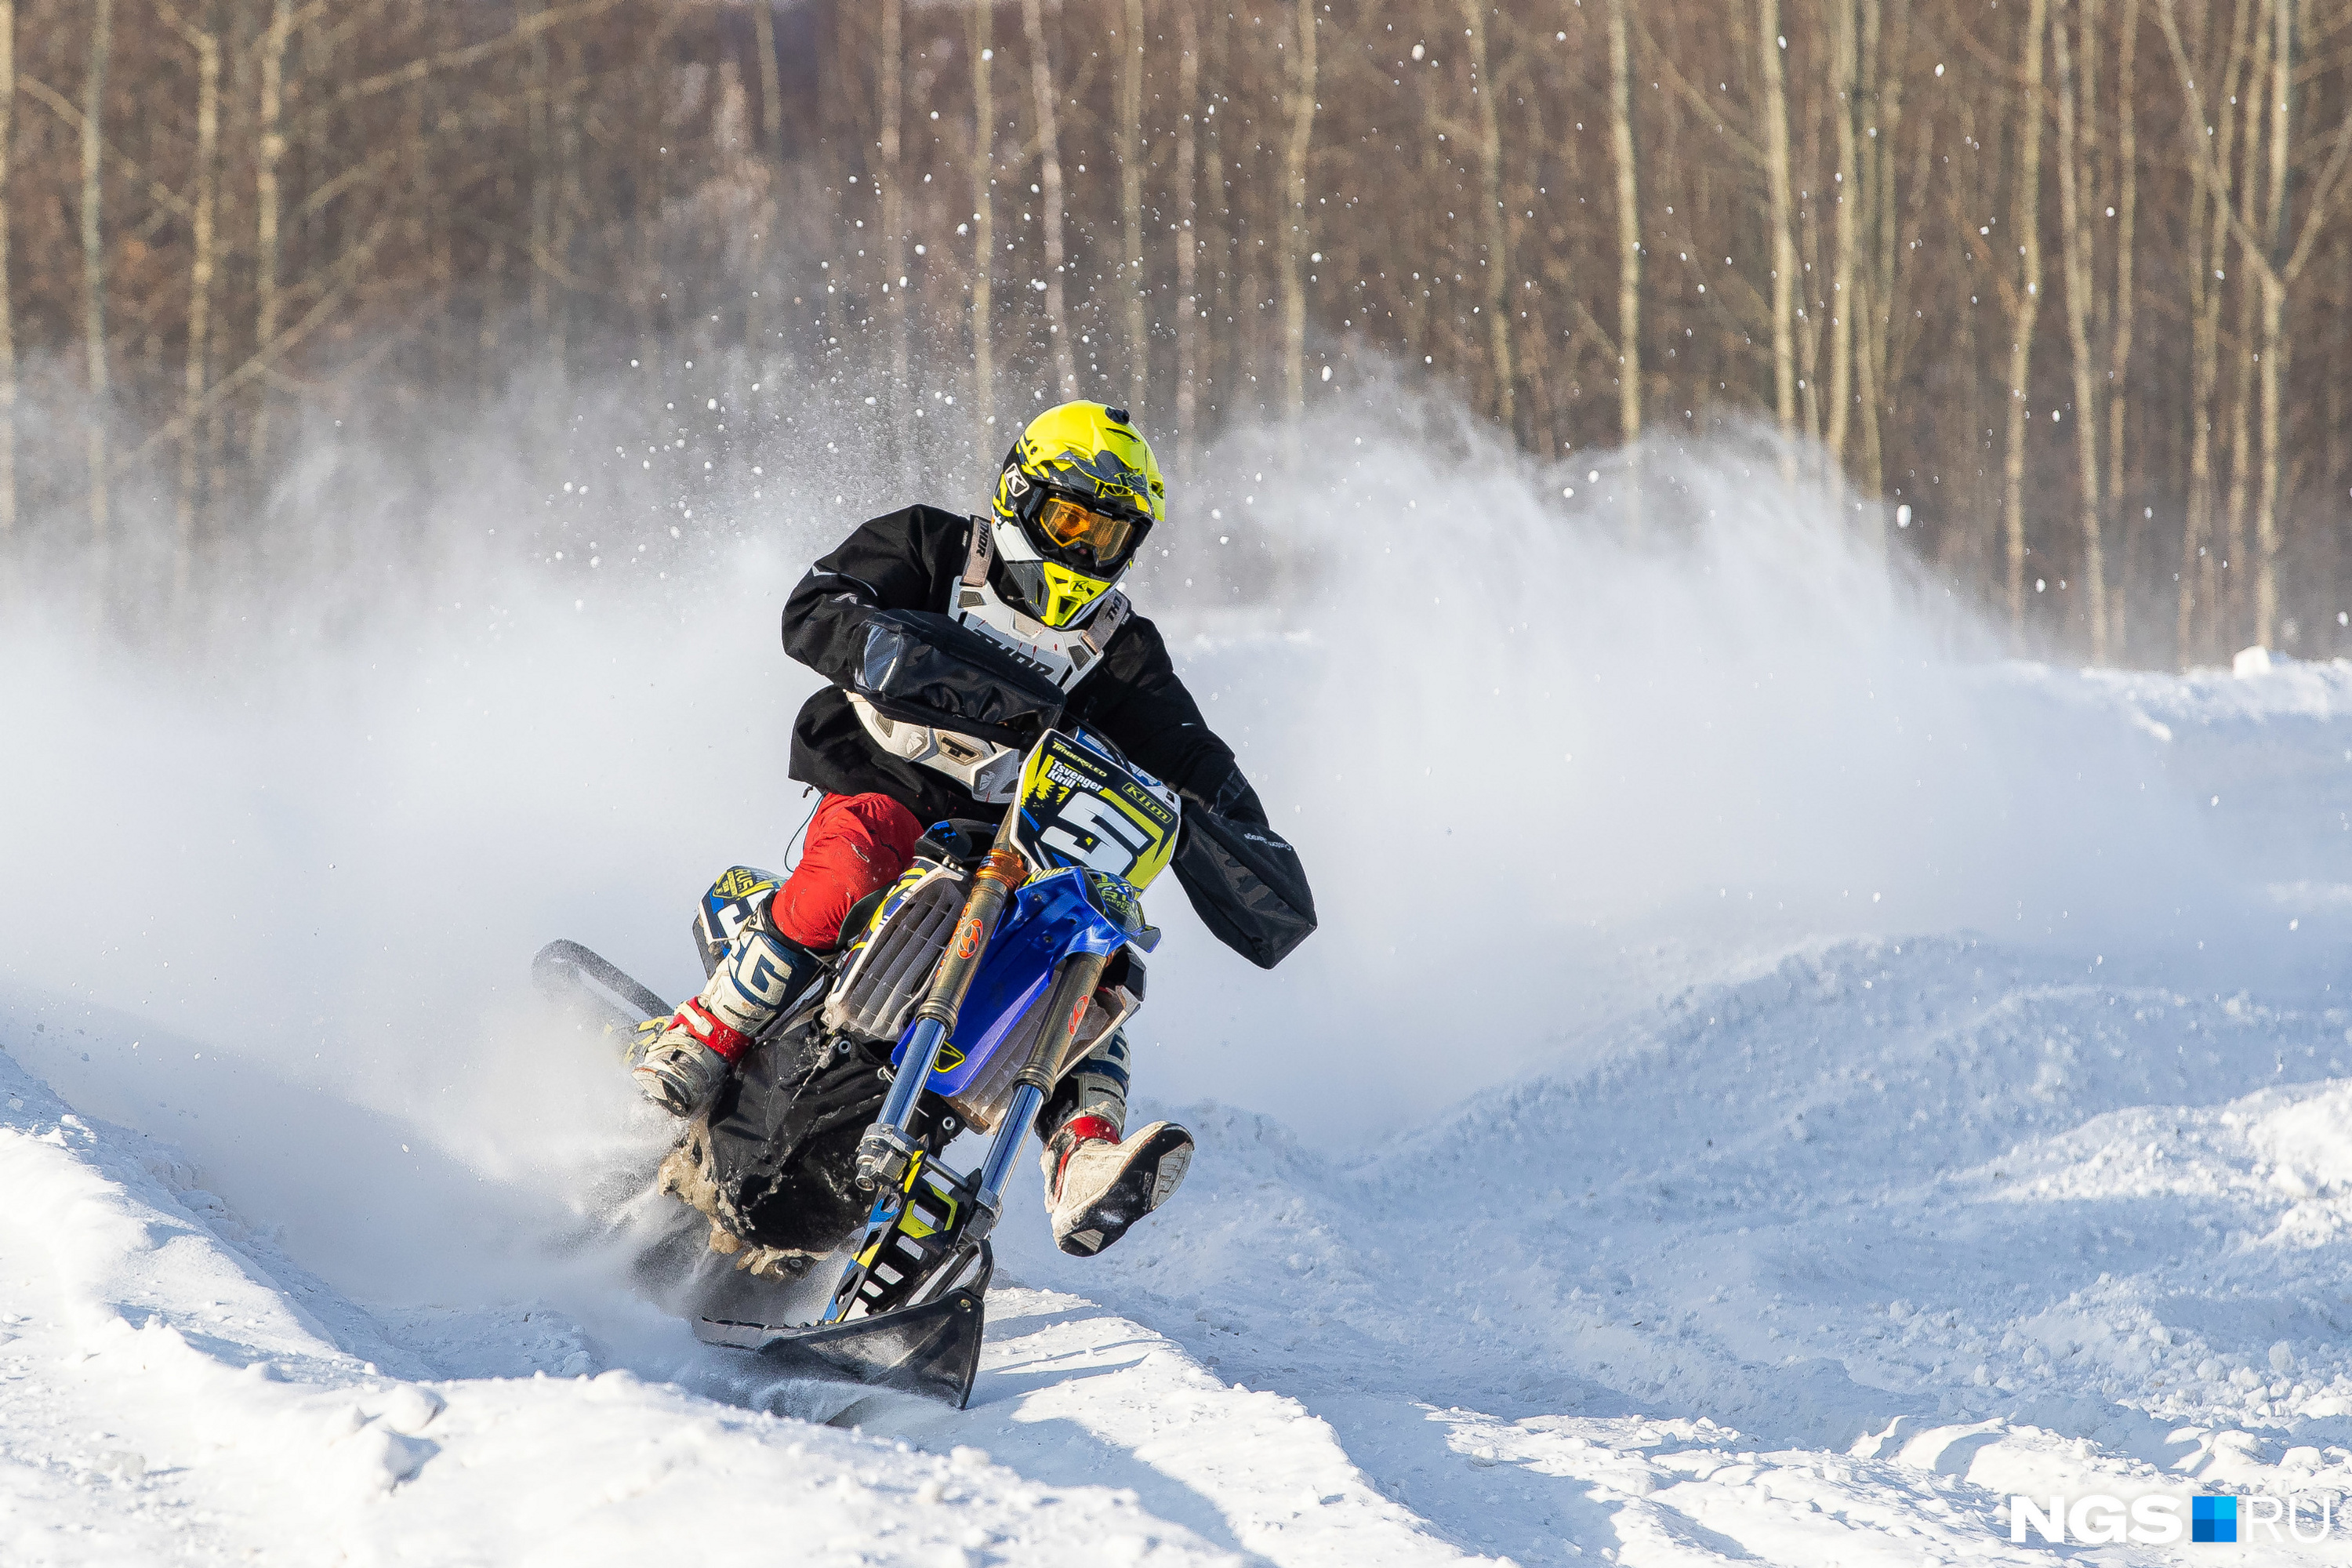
[[850, 517, 1130, 802]]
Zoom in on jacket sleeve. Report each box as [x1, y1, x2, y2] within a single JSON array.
[[1071, 615, 1261, 818], [781, 506, 968, 686], [1073, 617, 1318, 968]]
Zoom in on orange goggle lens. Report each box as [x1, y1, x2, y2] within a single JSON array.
[[1035, 495, 1137, 564]]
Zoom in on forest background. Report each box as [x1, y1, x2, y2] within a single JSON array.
[[7, 0, 2352, 666]]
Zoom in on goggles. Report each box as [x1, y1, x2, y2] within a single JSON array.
[[1029, 492, 1149, 572]]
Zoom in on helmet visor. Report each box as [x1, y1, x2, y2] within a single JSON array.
[[1033, 495, 1145, 572]]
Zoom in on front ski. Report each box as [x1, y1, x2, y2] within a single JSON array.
[[695, 1283, 989, 1408], [692, 1152, 995, 1408]]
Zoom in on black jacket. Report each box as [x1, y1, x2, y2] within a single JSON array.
[[781, 505, 1316, 967]]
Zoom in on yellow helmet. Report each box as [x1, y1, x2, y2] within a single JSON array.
[[989, 402, 1165, 628]]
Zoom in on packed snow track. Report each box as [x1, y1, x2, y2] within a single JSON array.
[[12, 656, 2352, 1564]]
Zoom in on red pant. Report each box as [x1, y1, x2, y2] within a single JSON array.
[[769, 793, 924, 950]]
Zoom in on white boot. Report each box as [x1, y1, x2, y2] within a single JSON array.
[[634, 927, 824, 1116], [1040, 1113, 1193, 1256]]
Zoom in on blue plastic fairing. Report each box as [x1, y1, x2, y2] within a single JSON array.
[[890, 868, 1138, 1097]]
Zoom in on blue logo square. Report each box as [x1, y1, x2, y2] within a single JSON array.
[[2192, 1494, 2238, 1543]]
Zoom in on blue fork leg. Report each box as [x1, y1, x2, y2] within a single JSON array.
[[851, 841, 1027, 1196], [968, 949, 1110, 1235]]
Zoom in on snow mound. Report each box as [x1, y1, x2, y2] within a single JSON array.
[[0, 1045, 1245, 1566]]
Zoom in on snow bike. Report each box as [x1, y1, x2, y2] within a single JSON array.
[[533, 724, 1178, 1408]]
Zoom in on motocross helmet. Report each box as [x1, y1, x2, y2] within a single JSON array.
[[989, 401, 1164, 628]]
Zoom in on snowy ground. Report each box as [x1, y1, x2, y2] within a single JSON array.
[[12, 633, 2352, 1563]]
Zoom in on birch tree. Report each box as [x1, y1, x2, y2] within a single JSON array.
[[1173, 0, 1200, 470], [1606, 0, 1640, 445], [183, 4, 220, 599], [2171, 0, 2255, 663], [1824, 0, 1862, 479], [1022, 0, 1078, 396], [2106, 0, 2140, 655], [2001, 0, 2049, 637], [2053, 0, 2109, 657], [1281, 0, 1320, 417], [747, 0, 783, 374], [969, 0, 996, 442], [1120, 0, 1148, 415], [1757, 0, 1799, 452], [2158, 0, 2352, 649], [0, 0, 16, 546], [6, 0, 2352, 662], [879, 0, 907, 416], [81, 0, 114, 550], [251, 0, 292, 474]]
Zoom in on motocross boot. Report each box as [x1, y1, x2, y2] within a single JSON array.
[[1040, 1113, 1195, 1257], [633, 925, 826, 1116]]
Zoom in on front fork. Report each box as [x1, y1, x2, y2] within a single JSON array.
[[822, 946, 1109, 1325], [969, 948, 1107, 1228], [851, 839, 1026, 1195]]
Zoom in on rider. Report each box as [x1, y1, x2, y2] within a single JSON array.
[[633, 401, 1316, 1256]]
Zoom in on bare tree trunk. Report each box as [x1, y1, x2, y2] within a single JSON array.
[[1606, 0, 1639, 447], [251, 0, 291, 477], [1120, 0, 1147, 415], [2211, 9, 2267, 648], [176, 6, 222, 605], [2107, 0, 2140, 656], [2253, 263, 2286, 646], [1238, 38, 1268, 408], [1516, 74, 1560, 450], [2002, 0, 2049, 637], [0, 0, 16, 548], [1281, 0, 1320, 418], [1174, 0, 1200, 471], [752, 1, 783, 161], [1757, 0, 1799, 459], [1797, 191, 1824, 442], [2154, 0, 2352, 657], [550, 30, 579, 376], [2222, 50, 2263, 647], [1201, 4, 1231, 419], [2053, 0, 2108, 659], [527, 0, 552, 346], [2251, 0, 2292, 648], [2182, 169, 2228, 662], [481, 176, 506, 402], [1022, 0, 1077, 396], [748, 0, 783, 377], [1826, 0, 1861, 477], [2174, 0, 2255, 663], [2330, 234, 2350, 495], [1857, 0, 1907, 516], [81, 0, 114, 556], [880, 0, 906, 416], [969, 0, 996, 445]]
